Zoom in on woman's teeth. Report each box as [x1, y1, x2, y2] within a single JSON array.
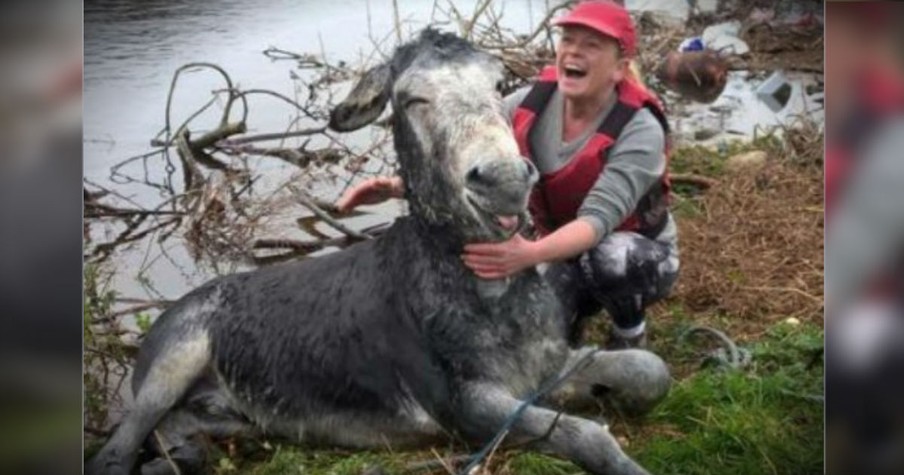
[[563, 64, 587, 78]]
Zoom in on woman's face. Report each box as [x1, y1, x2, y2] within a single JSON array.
[[555, 25, 628, 102]]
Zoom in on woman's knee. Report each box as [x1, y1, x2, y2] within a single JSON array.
[[582, 232, 673, 292]]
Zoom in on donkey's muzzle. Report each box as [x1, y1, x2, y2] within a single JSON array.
[[465, 158, 538, 213]]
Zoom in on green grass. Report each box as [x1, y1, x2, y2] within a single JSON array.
[[504, 452, 579, 475], [632, 321, 824, 475], [671, 196, 704, 219], [212, 445, 414, 475]]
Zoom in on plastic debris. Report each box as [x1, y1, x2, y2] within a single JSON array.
[[679, 36, 704, 52], [672, 70, 824, 145], [756, 71, 794, 113], [701, 20, 750, 56]]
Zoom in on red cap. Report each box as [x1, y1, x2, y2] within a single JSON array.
[[552, 1, 636, 57]]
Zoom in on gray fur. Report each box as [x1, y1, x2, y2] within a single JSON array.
[[86, 29, 670, 475]]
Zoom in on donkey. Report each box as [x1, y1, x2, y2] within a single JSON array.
[[86, 29, 670, 475]]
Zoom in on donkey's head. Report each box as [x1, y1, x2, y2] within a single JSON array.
[[330, 29, 537, 242]]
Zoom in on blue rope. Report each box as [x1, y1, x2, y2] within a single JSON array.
[[456, 349, 602, 475]]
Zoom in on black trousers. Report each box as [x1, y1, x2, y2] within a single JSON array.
[[543, 231, 679, 344]]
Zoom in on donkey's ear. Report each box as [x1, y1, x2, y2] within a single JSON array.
[[329, 63, 392, 132]]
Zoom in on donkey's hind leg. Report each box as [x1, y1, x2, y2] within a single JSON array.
[[138, 376, 254, 475], [86, 333, 212, 475]]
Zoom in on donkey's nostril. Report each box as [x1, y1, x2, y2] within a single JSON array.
[[523, 159, 538, 182], [591, 384, 612, 399], [466, 165, 487, 187]]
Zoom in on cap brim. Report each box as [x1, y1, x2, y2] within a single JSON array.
[[551, 17, 622, 44]]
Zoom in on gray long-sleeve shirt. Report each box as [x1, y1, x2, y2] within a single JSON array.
[[503, 86, 677, 246]]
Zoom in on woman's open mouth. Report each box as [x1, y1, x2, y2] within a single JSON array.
[[562, 63, 588, 79]]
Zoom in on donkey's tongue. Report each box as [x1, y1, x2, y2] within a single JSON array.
[[495, 215, 519, 231]]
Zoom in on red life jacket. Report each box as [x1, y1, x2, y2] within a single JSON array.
[[512, 66, 672, 237]]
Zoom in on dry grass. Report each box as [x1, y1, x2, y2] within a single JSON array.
[[652, 137, 824, 344], [742, 22, 824, 74]]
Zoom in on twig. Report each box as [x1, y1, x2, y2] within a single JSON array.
[[175, 129, 206, 193], [221, 126, 327, 145], [153, 94, 221, 147], [742, 285, 823, 304], [479, 0, 578, 50], [116, 297, 175, 305], [671, 173, 719, 189], [153, 430, 182, 475], [89, 216, 182, 261], [290, 186, 373, 240], [482, 427, 509, 472], [463, 0, 494, 39], [392, 0, 403, 44], [262, 46, 304, 61], [85, 202, 184, 219], [234, 89, 322, 120], [432, 448, 459, 475], [252, 236, 353, 254], [164, 63, 239, 143], [107, 302, 170, 320], [406, 454, 470, 473]]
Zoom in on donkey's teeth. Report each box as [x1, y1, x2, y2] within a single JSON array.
[[496, 215, 519, 231]]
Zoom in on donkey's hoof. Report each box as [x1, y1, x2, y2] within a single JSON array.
[[85, 455, 130, 475], [139, 443, 206, 475], [140, 458, 179, 475]]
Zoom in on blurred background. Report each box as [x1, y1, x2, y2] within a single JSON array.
[[0, 0, 83, 474], [825, 1, 904, 474]]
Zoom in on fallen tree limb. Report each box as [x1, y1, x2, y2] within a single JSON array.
[[671, 173, 719, 189], [291, 186, 373, 241]]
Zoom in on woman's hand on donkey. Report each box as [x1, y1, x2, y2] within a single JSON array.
[[462, 233, 541, 279], [336, 176, 405, 213]]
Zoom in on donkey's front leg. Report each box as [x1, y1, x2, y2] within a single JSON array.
[[456, 383, 652, 475]]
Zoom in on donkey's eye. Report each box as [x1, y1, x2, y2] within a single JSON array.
[[495, 80, 506, 94], [403, 97, 430, 109]]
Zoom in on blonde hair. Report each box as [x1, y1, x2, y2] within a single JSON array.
[[626, 59, 645, 86]]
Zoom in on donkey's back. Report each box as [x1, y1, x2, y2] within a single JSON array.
[[135, 233, 448, 434]]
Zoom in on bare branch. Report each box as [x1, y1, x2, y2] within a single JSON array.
[[291, 186, 374, 241]]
